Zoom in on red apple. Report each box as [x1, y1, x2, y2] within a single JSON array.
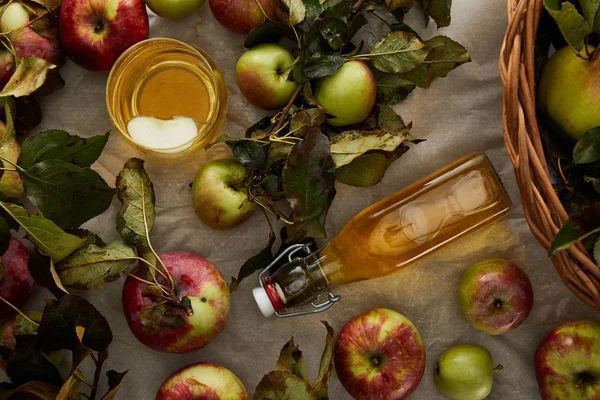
[[156, 362, 249, 400], [0, 238, 34, 319], [334, 308, 426, 400], [535, 320, 600, 399], [59, 0, 149, 71], [458, 259, 533, 335], [122, 251, 230, 353], [209, 0, 276, 34]]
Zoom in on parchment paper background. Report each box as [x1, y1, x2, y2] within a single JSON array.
[[17, 0, 600, 398]]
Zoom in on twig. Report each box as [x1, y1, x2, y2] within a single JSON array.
[[352, 0, 368, 13], [89, 351, 108, 400], [273, 84, 304, 132]]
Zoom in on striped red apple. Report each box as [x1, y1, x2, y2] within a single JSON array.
[[334, 308, 426, 400], [122, 252, 230, 353]]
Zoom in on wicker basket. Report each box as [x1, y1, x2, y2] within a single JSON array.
[[500, 0, 600, 312]]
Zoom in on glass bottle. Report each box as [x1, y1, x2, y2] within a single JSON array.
[[252, 153, 512, 317]]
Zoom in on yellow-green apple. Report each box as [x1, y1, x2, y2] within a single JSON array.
[[315, 61, 376, 127], [538, 46, 600, 140], [0, 2, 62, 86], [156, 362, 249, 399], [59, 0, 149, 71], [535, 320, 600, 399], [236, 44, 299, 110], [192, 159, 258, 230], [0, 121, 24, 198], [122, 252, 230, 353], [145, 0, 206, 20], [0, 238, 34, 319], [209, 0, 276, 34], [434, 344, 500, 400], [458, 259, 533, 335], [334, 308, 425, 400]]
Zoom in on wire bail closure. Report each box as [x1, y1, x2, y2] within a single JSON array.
[[257, 243, 341, 318]]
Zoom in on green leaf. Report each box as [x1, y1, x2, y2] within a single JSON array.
[[319, 17, 347, 51], [231, 231, 276, 292], [27, 250, 66, 298], [230, 141, 266, 169], [584, 176, 600, 193], [14, 313, 39, 336], [374, 72, 416, 104], [336, 148, 406, 187], [400, 35, 470, 88], [276, 0, 306, 26], [37, 294, 112, 353], [347, 13, 368, 41], [116, 158, 156, 252], [0, 58, 56, 98], [275, 338, 310, 382], [302, 52, 345, 79], [573, 127, 600, 164], [23, 159, 115, 228], [0, 381, 60, 400], [377, 104, 407, 131], [55, 240, 137, 290], [285, 217, 328, 241], [386, 0, 415, 12], [101, 370, 128, 400], [330, 123, 411, 167], [254, 371, 317, 400], [369, 31, 428, 73], [0, 202, 85, 263], [6, 335, 62, 386], [312, 321, 334, 399], [290, 108, 326, 137], [0, 217, 10, 255], [302, 0, 344, 28], [550, 218, 600, 254], [544, 0, 591, 52], [419, 0, 452, 27], [283, 128, 336, 222], [245, 21, 282, 48], [19, 130, 109, 170], [581, 0, 600, 29]]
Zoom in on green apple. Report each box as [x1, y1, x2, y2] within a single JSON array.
[[315, 61, 376, 127], [434, 344, 500, 400], [192, 159, 258, 230], [538, 46, 600, 140], [235, 44, 299, 110], [145, 0, 205, 19]]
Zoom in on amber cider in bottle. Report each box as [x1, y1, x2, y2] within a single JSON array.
[[252, 153, 512, 317]]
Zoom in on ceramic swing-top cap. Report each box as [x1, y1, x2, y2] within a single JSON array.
[[252, 287, 276, 318]]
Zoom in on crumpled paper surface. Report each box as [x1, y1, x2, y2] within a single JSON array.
[[17, 0, 599, 398]]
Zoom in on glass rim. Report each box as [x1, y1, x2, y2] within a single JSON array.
[[105, 37, 220, 153]]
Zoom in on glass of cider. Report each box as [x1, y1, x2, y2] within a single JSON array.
[[106, 37, 227, 155]]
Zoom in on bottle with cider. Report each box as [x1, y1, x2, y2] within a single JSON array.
[[252, 153, 512, 317]]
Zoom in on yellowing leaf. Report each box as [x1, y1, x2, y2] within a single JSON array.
[[277, 0, 306, 26], [0, 57, 56, 98], [370, 31, 428, 73]]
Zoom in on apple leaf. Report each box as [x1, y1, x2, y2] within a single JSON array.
[[37, 294, 112, 353], [22, 159, 115, 229], [330, 123, 411, 167], [229, 141, 267, 169], [550, 218, 600, 254], [100, 370, 128, 400], [116, 158, 156, 253], [140, 302, 185, 336], [386, 0, 415, 12], [312, 321, 334, 400], [580, 0, 600, 30], [544, 0, 591, 52], [400, 36, 471, 88], [231, 230, 276, 292], [14, 97, 43, 135], [19, 130, 110, 170], [276, 338, 310, 382], [55, 240, 137, 290], [302, 52, 345, 79], [283, 127, 336, 226], [14, 313, 39, 336], [276, 0, 306, 26], [319, 17, 347, 51], [245, 21, 282, 48], [57, 369, 85, 400], [418, 0, 452, 28], [369, 31, 428, 74], [6, 335, 62, 386], [254, 371, 317, 400], [0, 202, 85, 263], [374, 72, 416, 104], [0, 116, 24, 199], [0, 381, 60, 400], [0, 58, 56, 98], [336, 147, 408, 187], [573, 127, 600, 164], [290, 108, 326, 138], [27, 250, 66, 298]]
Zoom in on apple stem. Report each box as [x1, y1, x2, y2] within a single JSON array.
[[0, 294, 39, 326], [493, 364, 503, 372], [89, 350, 108, 400], [273, 84, 304, 132]]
